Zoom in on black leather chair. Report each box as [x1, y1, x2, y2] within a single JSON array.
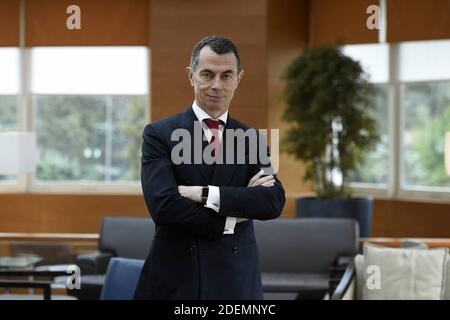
[[68, 216, 154, 300], [254, 218, 359, 300]]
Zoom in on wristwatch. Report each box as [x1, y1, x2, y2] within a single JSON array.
[[201, 186, 209, 204]]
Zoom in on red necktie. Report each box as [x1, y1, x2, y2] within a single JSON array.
[[203, 119, 223, 157]]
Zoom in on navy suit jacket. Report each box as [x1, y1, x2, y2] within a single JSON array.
[[133, 107, 285, 300]]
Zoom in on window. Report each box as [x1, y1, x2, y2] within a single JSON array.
[[342, 44, 390, 186], [399, 40, 450, 191], [343, 40, 450, 198], [0, 48, 20, 183], [352, 83, 389, 185], [30, 47, 148, 184]]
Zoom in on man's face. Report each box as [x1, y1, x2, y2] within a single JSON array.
[[187, 46, 244, 118]]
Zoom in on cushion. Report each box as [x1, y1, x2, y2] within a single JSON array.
[[356, 253, 450, 300], [362, 243, 448, 300], [355, 241, 431, 300], [254, 218, 358, 274], [354, 254, 365, 300], [261, 272, 330, 291], [445, 257, 450, 300]]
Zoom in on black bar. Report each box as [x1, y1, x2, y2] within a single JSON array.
[[0, 270, 68, 277]]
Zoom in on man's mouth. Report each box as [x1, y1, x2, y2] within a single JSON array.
[[207, 94, 224, 99]]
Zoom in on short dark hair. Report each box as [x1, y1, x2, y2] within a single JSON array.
[[190, 35, 242, 73]]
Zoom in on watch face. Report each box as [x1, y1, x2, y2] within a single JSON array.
[[202, 187, 209, 198]]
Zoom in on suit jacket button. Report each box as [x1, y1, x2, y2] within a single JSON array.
[[232, 246, 238, 253], [190, 245, 196, 251]]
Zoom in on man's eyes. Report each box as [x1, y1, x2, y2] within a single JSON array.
[[200, 73, 233, 80], [201, 73, 213, 79]]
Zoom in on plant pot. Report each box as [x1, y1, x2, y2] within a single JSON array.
[[296, 197, 373, 237]]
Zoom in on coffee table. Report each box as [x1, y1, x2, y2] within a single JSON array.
[[0, 256, 43, 269]]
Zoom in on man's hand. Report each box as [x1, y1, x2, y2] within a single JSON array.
[[178, 185, 202, 203], [237, 170, 275, 224], [247, 170, 275, 187]]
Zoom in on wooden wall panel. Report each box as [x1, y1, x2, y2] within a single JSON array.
[[25, 0, 149, 46], [1, 193, 450, 239], [267, 0, 313, 194], [0, 194, 147, 233], [309, 0, 379, 46], [371, 199, 450, 238], [1, 0, 450, 240], [387, 0, 450, 42], [150, 0, 268, 129], [283, 196, 450, 238], [0, 0, 20, 46]]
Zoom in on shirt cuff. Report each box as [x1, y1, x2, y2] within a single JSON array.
[[204, 185, 220, 213], [204, 185, 236, 234], [223, 217, 237, 235]]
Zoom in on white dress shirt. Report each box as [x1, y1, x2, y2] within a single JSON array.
[[192, 100, 237, 234]]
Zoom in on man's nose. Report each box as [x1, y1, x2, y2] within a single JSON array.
[[211, 76, 223, 90]]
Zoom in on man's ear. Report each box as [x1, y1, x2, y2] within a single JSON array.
[[187, 67, 194, 86], [236, 70, 244, 86]]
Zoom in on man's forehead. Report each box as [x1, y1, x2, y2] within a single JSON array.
[[197, 46, 238, 73]]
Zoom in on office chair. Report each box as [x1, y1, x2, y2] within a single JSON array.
[[100, 257, 144, 300]]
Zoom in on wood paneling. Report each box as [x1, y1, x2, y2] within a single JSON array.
[[0, 193, 147, 233], [149, 0, 268, 130], [2, 193, 450, 239], [267, 0, 313, 194], [387, 0, 450, 42], [309, 0, 379, 46], [283, 195, 450, 238], [267, 0, 450, 239], [371, 199, 450, 238], [1, 0, 450, 239], [25, 0, 149, 46], [0, 0, 20, 46]]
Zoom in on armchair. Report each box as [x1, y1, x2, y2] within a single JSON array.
[[68, 216, 155, 300], [331, 241, 450, 300], [254, 218, 359, 300]]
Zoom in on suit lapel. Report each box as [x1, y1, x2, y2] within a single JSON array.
[[178, 107, 211, 185]]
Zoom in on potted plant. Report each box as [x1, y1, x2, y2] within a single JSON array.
[[281, 45, 379, 237]]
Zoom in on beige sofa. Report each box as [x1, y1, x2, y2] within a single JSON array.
[[332, 243, 450, 300]]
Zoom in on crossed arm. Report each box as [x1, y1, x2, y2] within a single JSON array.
[[178, 170, 279, 222], [142, 124, 285, 240]]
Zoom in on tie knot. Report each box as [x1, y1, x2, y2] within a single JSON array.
[[203, 118, 223, 130]]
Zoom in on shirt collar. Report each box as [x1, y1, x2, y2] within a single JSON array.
[[192, 100, 228, 124]]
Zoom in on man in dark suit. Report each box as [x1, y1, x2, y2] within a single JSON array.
[[134, 35, 285, 300]]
